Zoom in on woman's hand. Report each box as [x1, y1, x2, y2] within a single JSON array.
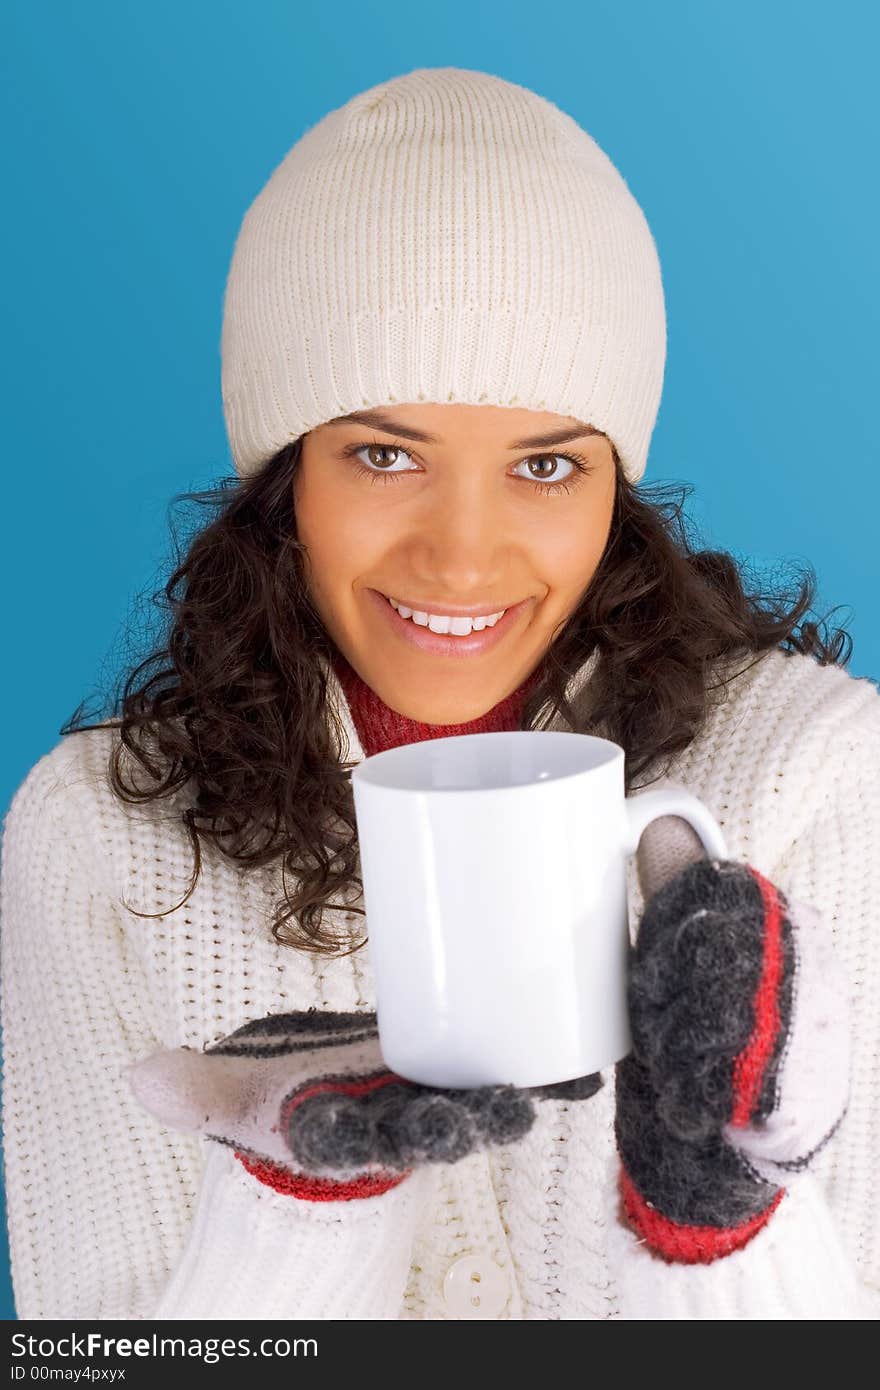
[[615, 817, 850, 1262], [127, 1007, 604, 1203]]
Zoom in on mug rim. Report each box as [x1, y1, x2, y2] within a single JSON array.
[[351, 729, 623, 793]]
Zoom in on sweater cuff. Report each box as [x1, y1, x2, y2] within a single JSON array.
[[608, 1172, 879, 1319], [150, 1142, 432, 1320]]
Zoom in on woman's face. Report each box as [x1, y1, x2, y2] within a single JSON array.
[[294, 402, 616, 724]]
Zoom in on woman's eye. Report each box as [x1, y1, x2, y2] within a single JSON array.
[[353, 443, 415, 476], [516, 453, 580, 489], [343, 441, 592, 496]]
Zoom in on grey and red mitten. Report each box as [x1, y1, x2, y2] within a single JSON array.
[[128, 1008, 603, 1202], [615, 820, 850, 1263]]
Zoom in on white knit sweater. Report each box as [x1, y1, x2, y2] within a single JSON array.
[[1, 646, 879, 1320]]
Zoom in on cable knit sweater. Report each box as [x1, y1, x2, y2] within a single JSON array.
[[1, 643, 879, 1320]]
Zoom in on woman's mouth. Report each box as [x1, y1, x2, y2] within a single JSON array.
[[365, 589, 532, 658]]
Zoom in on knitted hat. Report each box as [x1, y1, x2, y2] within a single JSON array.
[[221, 66, 666, 485]]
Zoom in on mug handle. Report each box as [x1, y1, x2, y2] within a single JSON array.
[[622, 783, 729, 861]]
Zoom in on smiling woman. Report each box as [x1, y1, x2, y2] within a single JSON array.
[[292, 402, 616, 722], [2, 65, 874, 1324]]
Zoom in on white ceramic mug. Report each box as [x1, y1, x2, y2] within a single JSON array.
[[351, 730, 729, 1089]]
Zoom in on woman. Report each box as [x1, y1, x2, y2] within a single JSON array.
[[1, 67, 877, 1320]]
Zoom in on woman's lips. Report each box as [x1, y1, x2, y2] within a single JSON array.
[[365, 588, 532, 657]]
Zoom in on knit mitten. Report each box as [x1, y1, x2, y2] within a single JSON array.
[[128, 1008, 603, 1203], [614, 817, 850, 1263]]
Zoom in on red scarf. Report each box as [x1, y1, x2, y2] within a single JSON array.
[[330, 648, 546, 757]]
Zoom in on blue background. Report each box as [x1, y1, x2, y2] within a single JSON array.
[[1, 0, 877, 1319]]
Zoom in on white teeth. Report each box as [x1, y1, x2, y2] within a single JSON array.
[[387, 596, 507, 635]]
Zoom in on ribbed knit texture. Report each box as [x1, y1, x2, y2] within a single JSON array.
[[220, 66, 666, 485], [329, 647, 545, 756], [2, 646, 879, 1319]]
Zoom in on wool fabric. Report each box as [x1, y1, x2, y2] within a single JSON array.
[[220, 66, 666, 485], [2, 645, 879, 1318], [329, 646, 546, 756]]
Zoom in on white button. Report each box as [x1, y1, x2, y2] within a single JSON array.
[[442, 1253, 510, 1319]]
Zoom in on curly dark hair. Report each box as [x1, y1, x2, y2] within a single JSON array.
[[61, 431, 853, 957]]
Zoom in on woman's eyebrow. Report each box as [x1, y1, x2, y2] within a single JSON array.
[[325, 408, 601, 450]]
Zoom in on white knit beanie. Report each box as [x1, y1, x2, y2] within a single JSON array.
[[221, 66, 666, 485]]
